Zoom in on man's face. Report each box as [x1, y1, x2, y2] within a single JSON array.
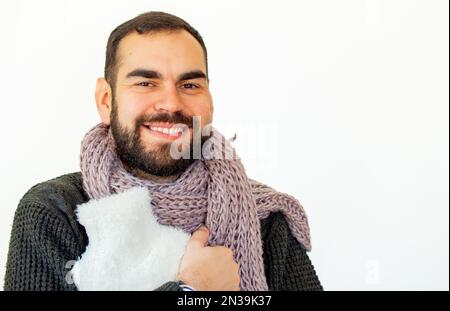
[[109, 30, 213, 177]]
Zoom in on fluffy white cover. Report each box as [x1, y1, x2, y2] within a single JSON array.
[[70, 186, 190, 291]]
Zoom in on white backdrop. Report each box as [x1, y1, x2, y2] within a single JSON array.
[[0, 0, 448, 291]]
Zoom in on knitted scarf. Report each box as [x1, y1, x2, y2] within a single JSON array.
[[80, 123, 311, 291]]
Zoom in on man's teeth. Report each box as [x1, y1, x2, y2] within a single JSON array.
[[149, 126, 183, 136]]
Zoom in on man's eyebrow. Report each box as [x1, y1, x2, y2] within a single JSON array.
[[126, 69, 162, 79], [178, 70, 208, 82]]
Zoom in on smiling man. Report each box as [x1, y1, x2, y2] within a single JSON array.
[[4, 11, 323, 291]]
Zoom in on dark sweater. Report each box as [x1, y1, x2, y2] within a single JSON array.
[[4, 172, 323, 291]]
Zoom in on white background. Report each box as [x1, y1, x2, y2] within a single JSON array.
[[0, 0, 448, 290]]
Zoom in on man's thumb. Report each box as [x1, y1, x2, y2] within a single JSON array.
[[188, 226, 209, 249]]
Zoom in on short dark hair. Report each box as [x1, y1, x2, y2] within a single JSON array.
[[104, 11, 208, 89]]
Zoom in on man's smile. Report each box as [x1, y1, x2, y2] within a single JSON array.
[[141, 122, 190, 141]]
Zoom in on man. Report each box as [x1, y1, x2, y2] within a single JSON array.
[[4, 11, 322, 291]]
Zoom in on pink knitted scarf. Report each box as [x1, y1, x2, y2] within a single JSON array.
[[80, 123, 311, 291]]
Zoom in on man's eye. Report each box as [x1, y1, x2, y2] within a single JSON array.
[[182, 83, 199, 89], [136, 82, 152, 87]]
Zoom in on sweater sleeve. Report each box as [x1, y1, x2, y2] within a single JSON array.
[[155, 281, 185, 291], [263, 213, 323, 291], [281, 229, 323, 291], [4, 200, 82, 290]]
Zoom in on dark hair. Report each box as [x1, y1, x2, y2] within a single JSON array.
[[104, 11, 208, 89]]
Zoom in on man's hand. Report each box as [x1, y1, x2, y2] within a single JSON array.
[[176, 226, 240, 291]]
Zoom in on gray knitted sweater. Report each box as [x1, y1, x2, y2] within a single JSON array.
[[4, 173, 323, 291]]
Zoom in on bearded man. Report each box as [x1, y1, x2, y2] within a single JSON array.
[[4, 11, 322, 291]]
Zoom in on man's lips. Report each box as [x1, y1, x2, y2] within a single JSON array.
[[141, 122, 190, 140]]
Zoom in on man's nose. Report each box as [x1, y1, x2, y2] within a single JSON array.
[[154, 85, 184, 113]]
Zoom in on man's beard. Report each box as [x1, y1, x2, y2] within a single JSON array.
[[110, 100, 210, 177]]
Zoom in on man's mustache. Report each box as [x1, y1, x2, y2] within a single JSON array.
[[136, 112, 193, 128]]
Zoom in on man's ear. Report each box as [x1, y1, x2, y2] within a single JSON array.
[[95, 77, 113, 125]]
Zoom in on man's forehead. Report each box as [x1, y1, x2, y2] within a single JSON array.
[[116, 30, 206, 77]]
